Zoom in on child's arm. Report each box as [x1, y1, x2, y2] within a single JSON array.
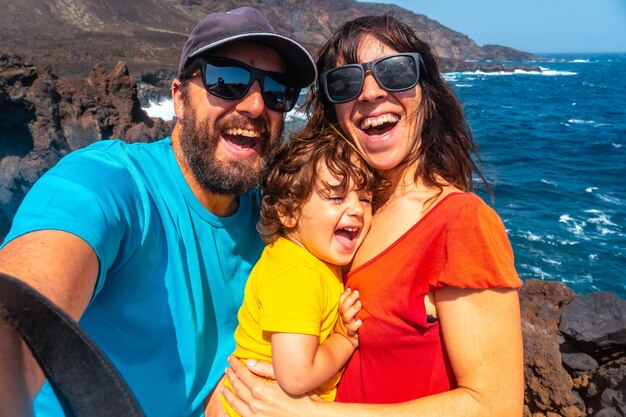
[[271, 289, 362, 396]]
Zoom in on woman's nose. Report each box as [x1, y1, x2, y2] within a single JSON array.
[[358, 72, 387, 103]]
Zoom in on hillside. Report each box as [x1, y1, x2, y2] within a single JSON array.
[[0, 0, 536, 77]]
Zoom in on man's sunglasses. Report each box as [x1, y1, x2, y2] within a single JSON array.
[[320, 53, 426, 104], [193, 57, 301, 113]]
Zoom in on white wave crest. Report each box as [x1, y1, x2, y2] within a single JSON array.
[[521, 264, 553, 279], [521, 230, 543, 242], [584, 209, 619, 227], [596, 194, 623, 206], [543, 258, 562, 267], [559, 214, 587, 237], [613, 143, 622, 149], [538, 69, 577, 76], [541, 179, 557, 186], [567, 119, 595, 124], [444, 69, 576, 77], [143, 99, 176, 121]]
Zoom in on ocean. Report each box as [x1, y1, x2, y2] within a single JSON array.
[[144, 52, 626, 297]]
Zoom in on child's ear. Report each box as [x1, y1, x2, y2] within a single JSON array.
[[278, 211, 297, 228]]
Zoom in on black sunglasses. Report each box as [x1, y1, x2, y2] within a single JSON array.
[[320, 53, 426, 104], [194, 57, 301, 113]]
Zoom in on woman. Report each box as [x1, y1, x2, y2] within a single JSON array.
[[222, 14, 524, 417]]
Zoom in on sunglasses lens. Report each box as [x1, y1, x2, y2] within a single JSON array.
[[374, 55, 418, 91], [203, 61, 251, 100], [263, 74, 300, 112], [325, 66, 364, 103]]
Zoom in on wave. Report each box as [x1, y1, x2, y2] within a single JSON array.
[[520, 230, 543, 242], [596, 193, 623, 206], [559, 214, 587, 238], [519, 264, 553, 279], [561, 119, 610, 127], [444, 68, 577, 77], [584, 209, 619, 227], [144, 99, 176, 120], [540, 179, 557, 187]]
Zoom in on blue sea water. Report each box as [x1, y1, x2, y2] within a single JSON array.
[[445, 53, 626, 297]]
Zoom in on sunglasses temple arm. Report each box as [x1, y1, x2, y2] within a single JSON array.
[[419, 56, 430, 82]]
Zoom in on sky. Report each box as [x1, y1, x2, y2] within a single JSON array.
[[356, 0, 626, 53]]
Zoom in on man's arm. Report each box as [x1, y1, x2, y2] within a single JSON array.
[[0, 230, 99, 400]]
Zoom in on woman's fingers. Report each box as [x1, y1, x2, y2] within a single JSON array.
[[244, 358, 276, 379]]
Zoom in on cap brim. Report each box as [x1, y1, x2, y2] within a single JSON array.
[[188, 33, 317, 88]]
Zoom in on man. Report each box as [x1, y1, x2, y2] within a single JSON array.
[[0, 7, 316, 417]]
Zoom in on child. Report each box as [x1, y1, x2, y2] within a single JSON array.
[[220, 131, 379, 415]]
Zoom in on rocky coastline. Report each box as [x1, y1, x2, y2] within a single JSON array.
[[1, 55, 624, 417]]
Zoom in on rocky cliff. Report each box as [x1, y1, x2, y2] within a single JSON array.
[[0, 0, 536, 78], [0, 55, 173, 237], [520, 280, 625, 417]]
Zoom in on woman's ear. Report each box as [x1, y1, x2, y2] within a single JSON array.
[[172, 79, 185, 120]]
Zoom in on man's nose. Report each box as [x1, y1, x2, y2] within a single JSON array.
[[235, 80, 265, 118]]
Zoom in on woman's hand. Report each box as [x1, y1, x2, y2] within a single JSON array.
[[334, 288, 362, 349], [222, 357, 321, 417]]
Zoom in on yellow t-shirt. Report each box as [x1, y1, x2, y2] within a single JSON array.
[[233, 237, 344, 401]]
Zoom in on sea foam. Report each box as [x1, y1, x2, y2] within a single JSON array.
[[144, 99, 176, 120]]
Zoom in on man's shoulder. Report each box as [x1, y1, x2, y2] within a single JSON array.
[[58, 137, 172, 177], [72, 137, 171, 160]]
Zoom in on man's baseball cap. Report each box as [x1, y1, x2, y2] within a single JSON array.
[[178, 7, 316, 88]]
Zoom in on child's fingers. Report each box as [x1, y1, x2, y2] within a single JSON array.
[[339, 289, 359, 313], [339, 288, 352, 305], [341, 299, 361, 323], [346, 319, 363, 336]]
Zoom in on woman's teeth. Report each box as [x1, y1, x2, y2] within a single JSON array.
[[360, 114, 399, 130]]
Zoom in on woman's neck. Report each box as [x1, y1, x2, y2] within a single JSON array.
[[379, 164, 455, 214]]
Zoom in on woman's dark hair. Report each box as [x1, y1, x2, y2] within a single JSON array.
[[304, 14, 491, 195], [258, 131, 382, 244]]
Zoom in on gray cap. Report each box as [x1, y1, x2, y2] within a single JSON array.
[[178, 7, 316, 88]]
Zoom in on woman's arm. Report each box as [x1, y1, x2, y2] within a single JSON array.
[[223, 287, 523, 417]]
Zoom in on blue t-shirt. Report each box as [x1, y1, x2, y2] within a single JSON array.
[[2, 138, 265, 417]]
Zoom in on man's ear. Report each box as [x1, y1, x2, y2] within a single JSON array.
[[172, 79, 185, 120]]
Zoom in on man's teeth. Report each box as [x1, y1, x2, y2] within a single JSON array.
[[223, 128, 260, 138], [360, 114, 399, 130]]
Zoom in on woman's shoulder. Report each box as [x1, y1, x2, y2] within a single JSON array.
[[433, 191, 501, 226]]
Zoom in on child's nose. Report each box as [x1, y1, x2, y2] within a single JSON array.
[[347, 199, 365, 217]]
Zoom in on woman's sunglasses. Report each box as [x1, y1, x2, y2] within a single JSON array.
[[320, 53, 426, 104], [194, 57, 301, 113]]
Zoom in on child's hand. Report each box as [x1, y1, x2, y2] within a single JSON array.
[[334, 288, 362, 349]]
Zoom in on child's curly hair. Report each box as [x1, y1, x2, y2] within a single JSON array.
[[258, 130, 383, 244]]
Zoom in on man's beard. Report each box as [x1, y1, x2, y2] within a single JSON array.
[[179, 105, 282, 196]]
